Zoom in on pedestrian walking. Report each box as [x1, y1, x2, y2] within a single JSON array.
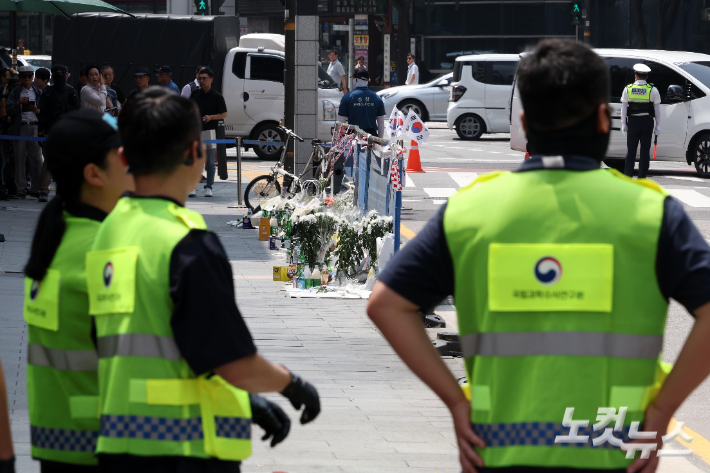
[[86, 87, 319, 472], [5, 66, 44, 200], [622, 63, 661, 178], [327, 50, 348, 93], [101, 65, 125, 106], [155, 65, 180, 93], [23, 109, 134, 473], [406, 53, 419, 85], [80, 65, 110, 113], [0, 68, 14, 200], [368, 38, 710, 473], [181, 65, 203, 99], [128, 67, 150, 99], [189, 66, 227, 198]]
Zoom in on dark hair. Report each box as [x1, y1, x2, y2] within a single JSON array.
[[35, 68, 50, 82], [407, 53, 416, 60], [118, 86, 201, 176], [79, 70, 87, 78], [636, 72, 649, 80], [357, 56, 365, 61], [51, 64, 66, 75], [196, 65, 204, 75], [516, 39, 609, 131], [198, 67, 214, 78], [330, 50, 338, 56], [101, 64, 114, 74], [25, 110, 119, 281], [85, 64, 100, 77]]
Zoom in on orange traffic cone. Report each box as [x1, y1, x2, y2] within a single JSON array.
[[524, 152, 530, 160], [405, 139, 425, 173]]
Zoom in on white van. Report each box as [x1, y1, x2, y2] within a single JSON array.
[[222, 34, 343, 159], [447, 54, 520, 140], [510, 49, 710, 174]]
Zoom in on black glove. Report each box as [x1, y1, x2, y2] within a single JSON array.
[[249, 393, 291, 447], [280, 371, 321, 424], [0, 457, 15, 473]]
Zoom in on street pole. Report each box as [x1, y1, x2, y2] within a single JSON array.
[[284, 0, 296, 181], [348, 18, 354, 91], [11, 12, 17, 69]]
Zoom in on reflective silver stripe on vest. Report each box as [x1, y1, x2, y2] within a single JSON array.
[[460, 332, 662, 359], [98, 334, 181, 360], [27, 344, 99, 371]]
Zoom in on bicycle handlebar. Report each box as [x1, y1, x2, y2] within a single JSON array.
[[278, 125, 304, 142]]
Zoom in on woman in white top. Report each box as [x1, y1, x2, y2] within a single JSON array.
[[80, 65, 111, 113]]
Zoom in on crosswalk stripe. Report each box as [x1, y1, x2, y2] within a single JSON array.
[[449, 172, 479, 188], [667, 189, 710, 207], [424, 188, 457, 198], [433, 200, 447, 205], [405, 175, 416, 188]]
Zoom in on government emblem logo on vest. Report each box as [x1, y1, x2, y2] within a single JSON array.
[[30, 280, 40, 301], [534, 257, 562, 285], [103, 262, 114, 288]]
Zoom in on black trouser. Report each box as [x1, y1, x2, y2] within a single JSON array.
[[40, 460, 98, 473], [624, 115, 654, 179]]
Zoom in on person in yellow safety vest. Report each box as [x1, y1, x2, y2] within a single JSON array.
[[621, 63, 661, 179], [23, 110, 134, 473], [368, 39, 710, 473], [0, 361, 15, 473], [86, 87, 320, 473]]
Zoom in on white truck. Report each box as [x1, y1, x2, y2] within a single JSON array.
[[221, 34, 342, 159]]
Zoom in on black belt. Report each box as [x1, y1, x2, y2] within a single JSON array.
[[22, 121, 38, 126]]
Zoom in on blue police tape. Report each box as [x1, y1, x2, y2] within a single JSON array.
[[0, 134, 46, 142], [204, 139, 236, 144]]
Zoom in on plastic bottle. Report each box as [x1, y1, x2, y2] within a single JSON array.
[[270, 215, 278, 236], [320, 264, 328, 286], [304, 266, 313, 289], [312, 267, 322, 287]]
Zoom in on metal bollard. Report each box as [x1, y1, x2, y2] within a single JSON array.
[[237, 137, 243, 206], [216, 120, 228, 180]]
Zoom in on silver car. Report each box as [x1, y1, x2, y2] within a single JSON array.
[[377, 73, 453, 121]]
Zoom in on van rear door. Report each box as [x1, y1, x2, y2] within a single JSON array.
[[223, 50, 252, 135], [244, 53, 284, 123]]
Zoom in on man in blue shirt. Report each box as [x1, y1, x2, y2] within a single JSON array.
[[338, 69, 385, 137], [155, 65, 180, 93]]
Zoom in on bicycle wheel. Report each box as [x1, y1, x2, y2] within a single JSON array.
[[245, 175, 282, 211]]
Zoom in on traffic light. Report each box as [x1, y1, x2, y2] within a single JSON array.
[[571, 1, 581, 25], [194, 0, 209, 15], [211, 0, 225, 15]]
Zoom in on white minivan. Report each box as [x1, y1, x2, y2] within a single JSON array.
[[510, 49, 710, 174], [222, 34, 343, 159], [447, 54, 520, 140]]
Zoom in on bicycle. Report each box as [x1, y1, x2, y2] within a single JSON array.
[[244, 126, 331, 211]]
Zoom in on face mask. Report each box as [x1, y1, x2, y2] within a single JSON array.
[[354, 78, 368, 88], [525, 107, 610, 161], [53, 72, 66, 90]]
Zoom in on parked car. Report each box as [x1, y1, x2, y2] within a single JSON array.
[[22, 55, 52, 71], [377, 73, 452, 121], [510, 49, 710, 174], [447, 54, 519, 140]]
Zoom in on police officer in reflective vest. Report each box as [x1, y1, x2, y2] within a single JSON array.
[[85, 87, 320, 472], [622, 63, 661, 178], [368, 39, 710, 473], [23, 110, 134, 472]]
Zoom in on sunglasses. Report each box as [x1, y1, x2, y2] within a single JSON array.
[[20, 74, 33, 78]]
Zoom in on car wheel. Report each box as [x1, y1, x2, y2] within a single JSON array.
[[455, 114, 484, 140], [692, 133, 710, 177], [602, 159, 625, 173], [398, 100, 427, 120], [252, 123, 284, 160]]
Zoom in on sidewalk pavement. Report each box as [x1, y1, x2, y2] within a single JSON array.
[[0, 173, 708, 472]]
